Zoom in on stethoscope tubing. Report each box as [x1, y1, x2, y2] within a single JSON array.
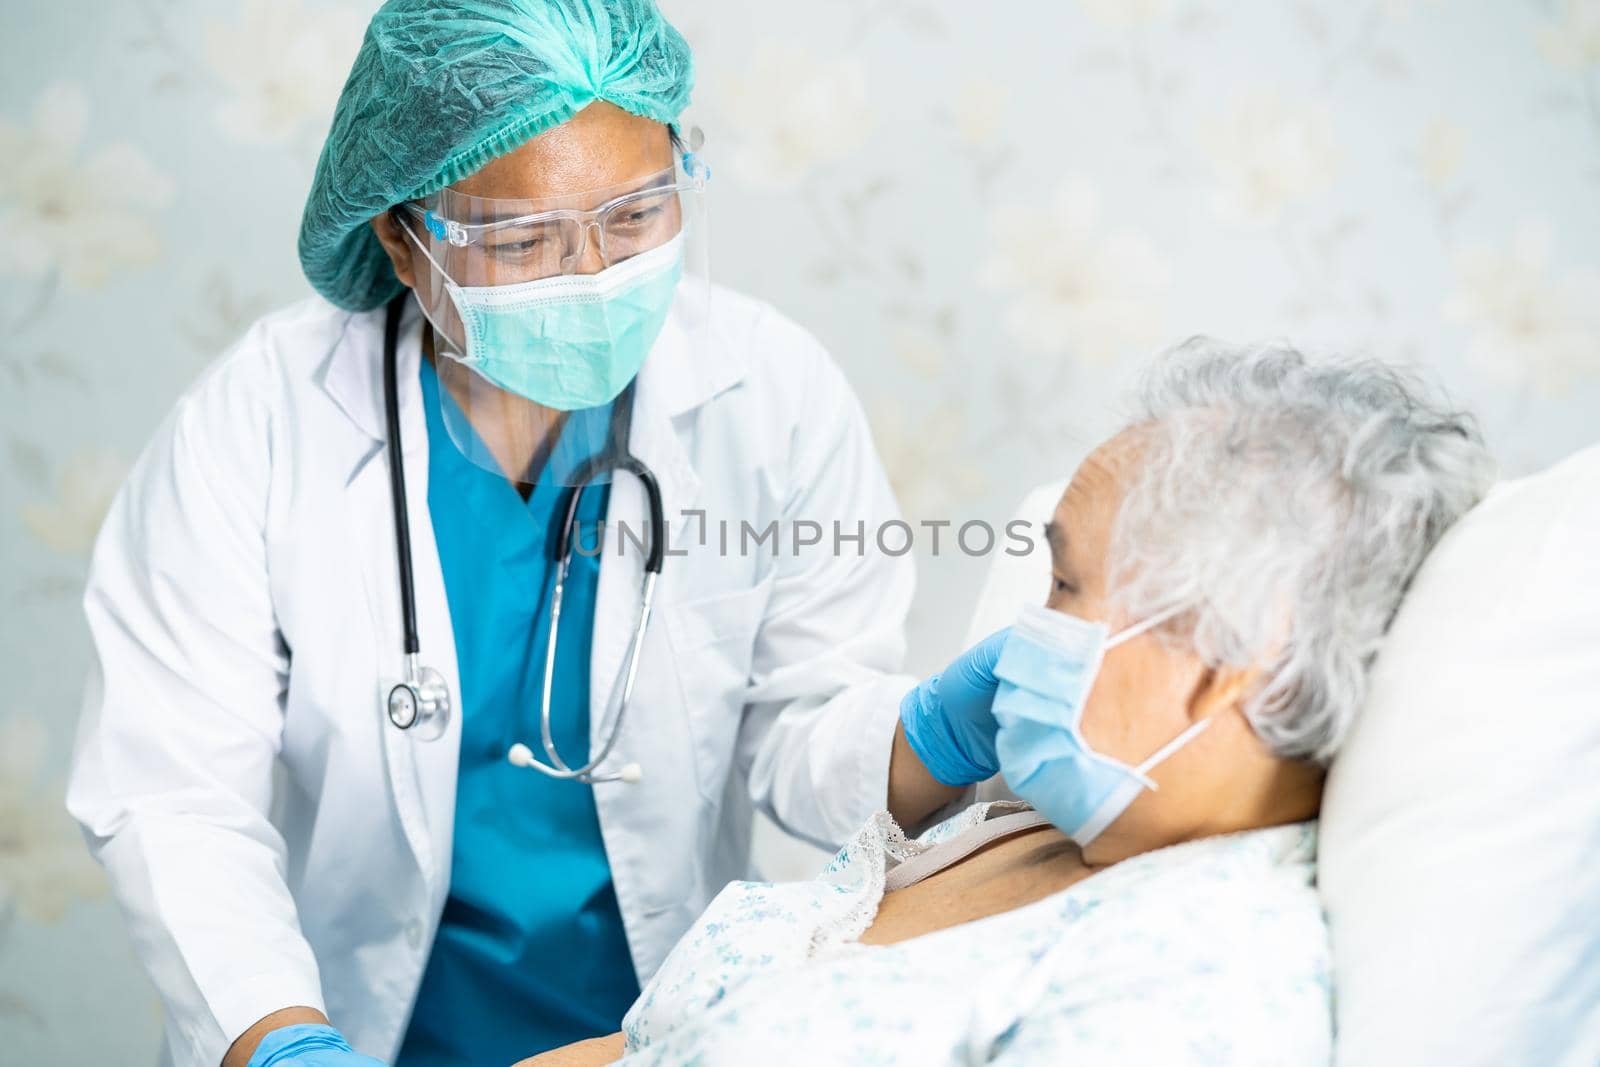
[[381, 293, 664, 784], [383, 294, 423, 663]]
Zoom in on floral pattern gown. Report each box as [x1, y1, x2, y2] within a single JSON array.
[[616, 802, 1332, 1065]]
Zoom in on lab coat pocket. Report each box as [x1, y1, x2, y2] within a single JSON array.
[[663, 583, 770, 804]]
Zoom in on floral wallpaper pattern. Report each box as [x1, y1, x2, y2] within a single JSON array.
[[2, 1, 1597, 1062]]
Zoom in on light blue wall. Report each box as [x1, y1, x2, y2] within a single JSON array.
[[2, 0, 1597, 1062]]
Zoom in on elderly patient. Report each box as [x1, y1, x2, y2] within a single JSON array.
[[523, 341, 1495, 1066]]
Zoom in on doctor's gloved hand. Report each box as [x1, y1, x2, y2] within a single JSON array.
[[246, 1024, 389, 1067], [899, 628, 1011, 787]]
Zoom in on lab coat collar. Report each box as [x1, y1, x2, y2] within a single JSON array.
[[319, 297, 426, 456]]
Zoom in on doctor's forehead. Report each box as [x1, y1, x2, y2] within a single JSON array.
[[449, 101, 673, 201]]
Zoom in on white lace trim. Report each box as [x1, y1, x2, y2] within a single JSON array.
[[806, 801, 1026, 956]]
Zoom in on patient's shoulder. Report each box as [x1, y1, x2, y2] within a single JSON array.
[[1086, 821, 1325, 957], [1001, 822, 1330, 1063]]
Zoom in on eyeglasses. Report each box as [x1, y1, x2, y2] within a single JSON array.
[[402, 161, 704, 281]]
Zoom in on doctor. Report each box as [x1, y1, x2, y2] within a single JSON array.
[[65, 1, 992, 1065]]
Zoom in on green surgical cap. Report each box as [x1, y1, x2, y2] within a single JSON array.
[[298, 0, 693, 311]]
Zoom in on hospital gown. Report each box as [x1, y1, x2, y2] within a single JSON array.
[[619, 802, 1331, 1065]]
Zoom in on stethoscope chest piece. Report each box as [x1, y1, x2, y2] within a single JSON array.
[[387, 658, 451, 741]]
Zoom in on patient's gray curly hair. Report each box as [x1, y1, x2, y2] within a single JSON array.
[[1110, 339, 1496, 764]]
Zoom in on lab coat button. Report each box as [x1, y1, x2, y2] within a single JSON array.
[[404, 920, 424, 949]]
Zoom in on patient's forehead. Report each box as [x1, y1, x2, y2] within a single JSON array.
[[1056, 431, 1145, 575], [1060, 433, 1139, 525]]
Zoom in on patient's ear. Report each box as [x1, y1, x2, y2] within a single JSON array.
[[1183, 665, 1259, 725]]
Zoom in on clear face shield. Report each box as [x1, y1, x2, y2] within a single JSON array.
[[396, 129, 710, 488]]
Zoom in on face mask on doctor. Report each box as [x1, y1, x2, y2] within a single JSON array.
[[389, 152, 711, 482], [394, 154, 711, 415], [400, 218, 684, 412], [992, 602, 1212, 848]]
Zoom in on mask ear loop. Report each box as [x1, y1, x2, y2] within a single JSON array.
[[1100, 602, 1212, 789], [397, 211, 462, 290], [1135, 718, 1213, 786], [397, 210, 484, 366], [1104, 602, 1185, 649]]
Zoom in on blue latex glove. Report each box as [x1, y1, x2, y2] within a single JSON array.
[[899, 628, 1011, 786], [247, 1024, 388, 1067]]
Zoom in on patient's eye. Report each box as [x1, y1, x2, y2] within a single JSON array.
[[1052, 574, 1077, 597]]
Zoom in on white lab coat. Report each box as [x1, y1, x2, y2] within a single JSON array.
[[66, 285, 916, 1066]]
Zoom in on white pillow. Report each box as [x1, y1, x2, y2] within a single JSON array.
[[1321, 443, 1600, 1067]]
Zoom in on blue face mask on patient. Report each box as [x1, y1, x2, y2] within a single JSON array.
[[992, 603, 1211, 847]]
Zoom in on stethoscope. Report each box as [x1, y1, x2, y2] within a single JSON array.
[[380, 294, 663, 784]]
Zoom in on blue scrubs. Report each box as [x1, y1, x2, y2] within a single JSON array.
[[396, 359, 639, 1066]]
